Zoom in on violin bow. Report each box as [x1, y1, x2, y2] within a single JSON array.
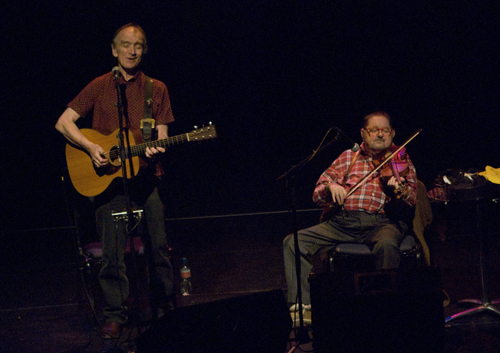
[[346, 128, 422, 198]]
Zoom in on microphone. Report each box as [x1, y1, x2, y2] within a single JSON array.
[[112, 66, 121, 80], [334, 127, 360, 152]]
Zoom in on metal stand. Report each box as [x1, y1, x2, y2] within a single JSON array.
[[114, 75, 153, 330], [446, 198, 500, 322], [277, 128, 345, 345]]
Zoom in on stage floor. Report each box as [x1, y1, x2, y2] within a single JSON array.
[[1, 211, 500, 352]]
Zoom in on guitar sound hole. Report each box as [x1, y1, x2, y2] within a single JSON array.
[[109, 145, 122, 167]]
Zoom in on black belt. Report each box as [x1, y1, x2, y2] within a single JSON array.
[[339, 210, 387, 221]]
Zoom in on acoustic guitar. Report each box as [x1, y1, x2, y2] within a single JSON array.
[[66, 124, 217, 197]]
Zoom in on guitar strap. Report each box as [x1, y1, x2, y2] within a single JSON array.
[[140, 76, 155, 142]]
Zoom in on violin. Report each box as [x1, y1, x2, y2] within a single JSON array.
[[373, 146, 410, 199]]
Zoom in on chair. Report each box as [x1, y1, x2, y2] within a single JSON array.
[[82, 236, 145, 259], [328, 234, 421, 272], [60, 172, 152, 325], [324, 180, 432, 272]]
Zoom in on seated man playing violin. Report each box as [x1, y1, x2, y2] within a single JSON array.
[[283, 111, 418, 307]]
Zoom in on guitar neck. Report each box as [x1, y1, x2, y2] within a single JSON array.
[[126, 124, 217, 157], [129, 134, 190, 157]]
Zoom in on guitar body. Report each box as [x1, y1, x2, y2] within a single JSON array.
[[66, 129, 140, 197]]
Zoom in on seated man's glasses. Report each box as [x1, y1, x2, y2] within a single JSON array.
[[364, 128, 392, 136]]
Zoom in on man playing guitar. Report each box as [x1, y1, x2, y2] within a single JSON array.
[[55, 23, 175, 339]]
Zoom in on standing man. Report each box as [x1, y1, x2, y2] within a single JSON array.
[[56, 23, 174, 339], [283, 112, 418, 308]]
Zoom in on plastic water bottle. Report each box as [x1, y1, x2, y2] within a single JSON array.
[[180, 257, 192, 296]]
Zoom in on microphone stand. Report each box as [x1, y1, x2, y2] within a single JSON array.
[[277, 129, 343, 345], [113, 74, 146, 334]]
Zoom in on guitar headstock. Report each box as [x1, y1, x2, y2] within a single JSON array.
[[188, 123, 217, 141]]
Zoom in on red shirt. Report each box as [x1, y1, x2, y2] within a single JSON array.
[[68, 70, 174, 143], [312, 143, 417, 214], [68, 70, 174, 174]]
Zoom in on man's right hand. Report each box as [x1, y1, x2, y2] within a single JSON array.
[[89, 144, 108, 168], [327, 182, 347, 205]]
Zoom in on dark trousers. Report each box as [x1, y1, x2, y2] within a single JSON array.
[[283, 211, 406, 305], [95, 177, 173, 324]]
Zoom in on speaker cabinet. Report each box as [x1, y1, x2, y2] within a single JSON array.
[[136, 289, 292, 353], [310, 267, 444, 353]]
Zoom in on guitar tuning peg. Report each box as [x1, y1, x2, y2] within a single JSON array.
[[194, 125, 198, 129], [209, 121, 213, 125]]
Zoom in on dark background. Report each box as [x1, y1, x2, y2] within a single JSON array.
[[3, 1, 500, 234]]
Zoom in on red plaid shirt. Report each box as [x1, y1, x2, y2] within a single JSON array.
[[313, 143, 417, 214]]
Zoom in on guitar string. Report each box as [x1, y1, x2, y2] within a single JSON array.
[[107, 134, 190, 160]]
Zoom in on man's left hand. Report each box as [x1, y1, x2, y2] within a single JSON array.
[[145, 146, 165, 158], [386, 176, 404, 190]]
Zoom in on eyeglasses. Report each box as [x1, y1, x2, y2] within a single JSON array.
[[363, 128, 393, 136]]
